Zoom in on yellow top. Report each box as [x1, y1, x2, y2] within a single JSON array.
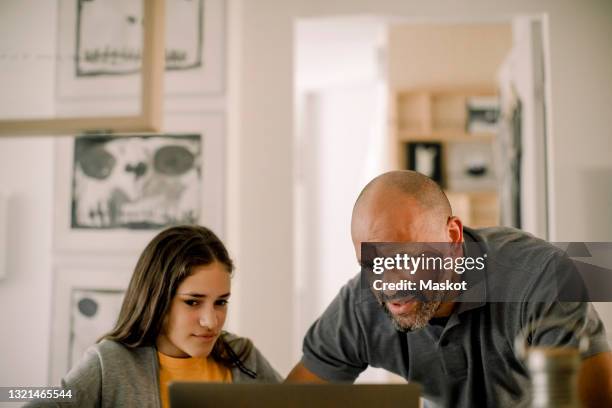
[[158, 352, 232, 408]]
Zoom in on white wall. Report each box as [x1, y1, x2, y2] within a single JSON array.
[[295, 17, 386, 91], [0, 0, 56, 391], [0, 139, 54, 389], [0, 1, 56, 119], [233, 0, 612, 375]]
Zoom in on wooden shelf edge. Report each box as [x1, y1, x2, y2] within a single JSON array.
[[397, 130, 496, 143], [394, 85, 499, 96]]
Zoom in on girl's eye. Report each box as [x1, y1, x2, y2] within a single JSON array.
[[215, 299, 229, 307], [184, 299, 199, 307]]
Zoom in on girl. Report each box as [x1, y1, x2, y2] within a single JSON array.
[[59, 225, 280, 407]]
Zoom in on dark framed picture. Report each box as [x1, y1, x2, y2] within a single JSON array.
[[466, 96, 500, 133], [406, 142, 443, 184]]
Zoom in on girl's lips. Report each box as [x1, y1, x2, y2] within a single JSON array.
[[386, 299, 417, 315], [192, 333, 218, 342]]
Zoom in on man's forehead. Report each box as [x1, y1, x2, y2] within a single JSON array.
[[356, 182, 419, 206], [352, 195, 425, 233]]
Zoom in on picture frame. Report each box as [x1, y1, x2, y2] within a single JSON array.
[[466, 96, 500, 134], [0, 0, 165, 135], [49, 265, 132, 385], [56, 0, 225, 102], [446, 141, 497, 191], [54, 112, 225, 253], [406, 142, 443, 184]]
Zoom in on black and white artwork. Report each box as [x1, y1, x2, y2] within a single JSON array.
[[406, 142, 443, 185], [447, 141, 497, 191], [71, 134, 201, 229], [50, 267, 131, 384], [54, 114, 224, 253], [57, 0, 225, 99], [68, 288, 124, 369], [76, 0, 203, 76], [466, 96, 501, 133]]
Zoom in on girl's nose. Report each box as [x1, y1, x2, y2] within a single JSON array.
[[198, 306, 217, 329]]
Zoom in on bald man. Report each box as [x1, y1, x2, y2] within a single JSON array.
[[287, 170, 612, 408]]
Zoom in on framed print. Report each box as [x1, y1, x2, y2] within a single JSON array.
[[49, 266, 131, 385], [406, 142, 443, 185], [71, 134, 201, 229], [0, 0, 164, 135], [466, 96, 500, 133], [54, 113, 225, 253], [56, 0, 225, 100], [446, 141, 497, 191]]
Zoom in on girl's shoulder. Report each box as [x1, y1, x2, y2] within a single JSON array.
[[59, 340, 159, 407], [90, 339, 157, 369], [219, 331, 282, 383], [96, 338, 152, 354]]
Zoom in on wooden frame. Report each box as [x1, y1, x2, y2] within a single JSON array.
[[0, 0, 165, 136]]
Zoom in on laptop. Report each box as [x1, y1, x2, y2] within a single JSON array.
[[169, 383, 420, 408]]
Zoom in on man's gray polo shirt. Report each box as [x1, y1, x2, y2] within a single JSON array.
[[301, 227, 609, 408]]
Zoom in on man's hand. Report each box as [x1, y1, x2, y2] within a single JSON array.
[[578, 351, 612, 407], [285, 362, 328, 383]]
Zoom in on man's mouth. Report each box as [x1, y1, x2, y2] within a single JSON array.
[[385, 298, 418, 315]]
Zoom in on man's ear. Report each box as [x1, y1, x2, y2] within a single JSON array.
[[447, 216, 463, 244]]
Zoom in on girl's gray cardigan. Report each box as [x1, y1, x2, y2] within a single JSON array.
[[31, 332, 281, 407]]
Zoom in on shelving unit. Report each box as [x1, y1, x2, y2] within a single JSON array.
[[391, 87, 501, 228]]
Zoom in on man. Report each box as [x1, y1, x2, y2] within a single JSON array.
[[287, 170, 612, 407]]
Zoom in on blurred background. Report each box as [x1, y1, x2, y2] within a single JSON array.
[[0, 0, 611, 392]]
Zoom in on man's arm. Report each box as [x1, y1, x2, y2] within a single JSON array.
[[288, 275, 369, 383], [285, 362, 328, 383], [578, 352, 612, 408]]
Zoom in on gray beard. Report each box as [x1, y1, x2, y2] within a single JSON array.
[[381, 301, 442, 332]]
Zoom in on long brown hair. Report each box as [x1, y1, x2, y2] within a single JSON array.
[[101, 225, 254, 375]]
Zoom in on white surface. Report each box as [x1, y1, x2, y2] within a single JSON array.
[[0, 0, 56, 119], [0, 3, 57, 389], [0, 138, 54, 387], [0, 192, 7, 280]]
